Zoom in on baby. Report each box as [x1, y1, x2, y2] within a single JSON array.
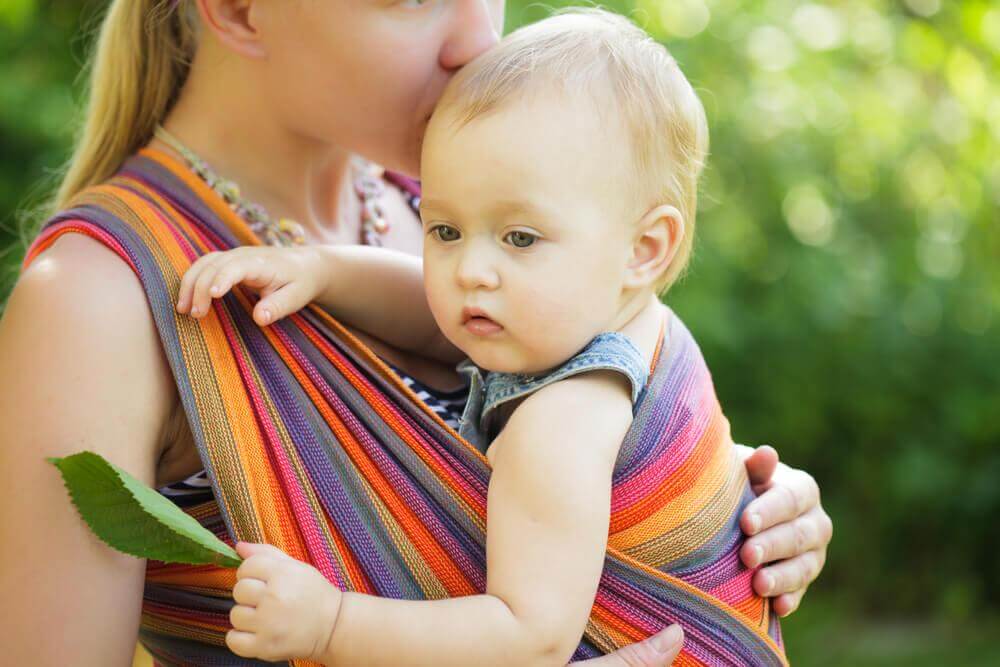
[[177, 9, 784, 667]]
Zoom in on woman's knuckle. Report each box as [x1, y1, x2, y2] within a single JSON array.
[[808, 551, 823, 581], [793, 522, 810, 553], [797, 470, 819, 501], [769, 567, 784, 592], [792, 559, 810, 589], [750, 537, 768, 563], [813, 548, 827, 576], [793, 480, 813, 514], [820, 511, 834, 543], [776, 483, 798, 515]]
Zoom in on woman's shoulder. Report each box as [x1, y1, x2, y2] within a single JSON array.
[[9, 230, 178, 456], [19, 231, 146, 314]]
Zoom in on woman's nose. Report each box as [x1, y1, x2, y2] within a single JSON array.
[[439, 0, 501, 71]]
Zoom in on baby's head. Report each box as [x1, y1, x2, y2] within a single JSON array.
[[419, 8, 708, 375]]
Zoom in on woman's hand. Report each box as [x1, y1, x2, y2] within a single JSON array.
[[570, 625, 684, 666], [226, 542, 343, 663], [176, 246, 328, 326], [739, 445, 833, 616]]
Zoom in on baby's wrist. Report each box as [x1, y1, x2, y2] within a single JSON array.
[[313, 585, 347, 664], [310, 245, 344, 302]]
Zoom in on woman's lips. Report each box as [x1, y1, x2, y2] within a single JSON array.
[[464, 316, 504, 336]]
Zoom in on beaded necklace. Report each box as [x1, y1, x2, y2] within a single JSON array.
[[154, 125, 392, 248]]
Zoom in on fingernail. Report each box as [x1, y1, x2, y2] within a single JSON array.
[[190, 306, 199, 317], [262, 309, 271, 324], [749, 513, 762, 534], [761, 572, 775, 595], [210, 285, 220, 295], [752, 545, 764, 567], [650, 624, 683, 653]]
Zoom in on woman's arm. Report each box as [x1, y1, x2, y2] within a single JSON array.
[[0, 234, 175, 666]]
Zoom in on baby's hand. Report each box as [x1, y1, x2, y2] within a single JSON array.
[[225, 542, 343, 663], [176, 246, 327, 327]]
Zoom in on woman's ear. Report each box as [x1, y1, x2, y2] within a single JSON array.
[[196, 0, 268, 59], [623, 204, 684, 290]]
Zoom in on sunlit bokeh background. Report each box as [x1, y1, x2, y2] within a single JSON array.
[[2, 1, 997, 665]]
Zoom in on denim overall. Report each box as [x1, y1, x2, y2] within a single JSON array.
[[455, 332, 649, 453]]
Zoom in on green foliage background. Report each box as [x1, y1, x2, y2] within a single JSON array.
[[1, 1, 997, 664]]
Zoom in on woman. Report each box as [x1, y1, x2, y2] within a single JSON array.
[[0, 1, 832, 665]]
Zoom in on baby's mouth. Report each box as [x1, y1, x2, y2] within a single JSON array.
[[461, 308, 504, 336]]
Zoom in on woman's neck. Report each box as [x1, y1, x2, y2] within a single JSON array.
[[153, 51, 358, 245]]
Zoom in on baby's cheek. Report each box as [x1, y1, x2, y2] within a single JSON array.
[[518, 294, 595, 370]]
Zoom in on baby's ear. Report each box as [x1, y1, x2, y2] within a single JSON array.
[[623, 204, 684, 290]]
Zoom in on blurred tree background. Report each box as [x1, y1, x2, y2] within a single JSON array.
[[2, 0, 997, 665]]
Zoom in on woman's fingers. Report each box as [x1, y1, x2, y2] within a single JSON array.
[[742, 468, 820, 536], [741, 505, 832, 567], [742, 445, 779, 494], [568, 625, 683, 666], [737, 457, 832, 617], [752, 548, 826, 598], [772, 589, 806, 617]]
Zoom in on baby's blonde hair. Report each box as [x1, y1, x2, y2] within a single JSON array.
[[438, 8, 709, 293]]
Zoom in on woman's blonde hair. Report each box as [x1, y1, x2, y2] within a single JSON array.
[[52, 0, 198, 212], [438, 8, 710, 293]]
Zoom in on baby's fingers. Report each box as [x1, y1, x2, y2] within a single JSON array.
[[253, 280, 314, 327], [226, 629, 260, 659], [177, 252, 221, 315], [188, 259, 231, 319], [253, 280, 315, 326]]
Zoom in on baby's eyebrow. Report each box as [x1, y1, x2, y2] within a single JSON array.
[[487, 200, 552, 222], [417, 199, 451, 218], [418, 199, 554, 226]]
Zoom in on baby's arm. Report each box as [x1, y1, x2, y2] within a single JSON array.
[[312, 245, 461, 363], [320, 370, 634, 666], [176, 244, 461, 363]]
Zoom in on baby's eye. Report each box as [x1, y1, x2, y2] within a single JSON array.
[[399, 0, 430, 7], [504, 231, 537, 248], [430, 224, 461, 242]]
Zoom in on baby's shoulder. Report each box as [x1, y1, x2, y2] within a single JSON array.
[[494, 370, 634, 463]]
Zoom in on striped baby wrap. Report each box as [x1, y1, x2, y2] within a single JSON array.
[[23, 149, 786, 666]]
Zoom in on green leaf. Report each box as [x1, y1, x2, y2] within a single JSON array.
[[47, 451, 242, 568]]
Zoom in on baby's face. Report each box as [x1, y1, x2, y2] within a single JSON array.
[[419, 94, 638, 375]]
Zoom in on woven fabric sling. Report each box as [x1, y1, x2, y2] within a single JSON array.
[[23, 148, 786, 667]]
